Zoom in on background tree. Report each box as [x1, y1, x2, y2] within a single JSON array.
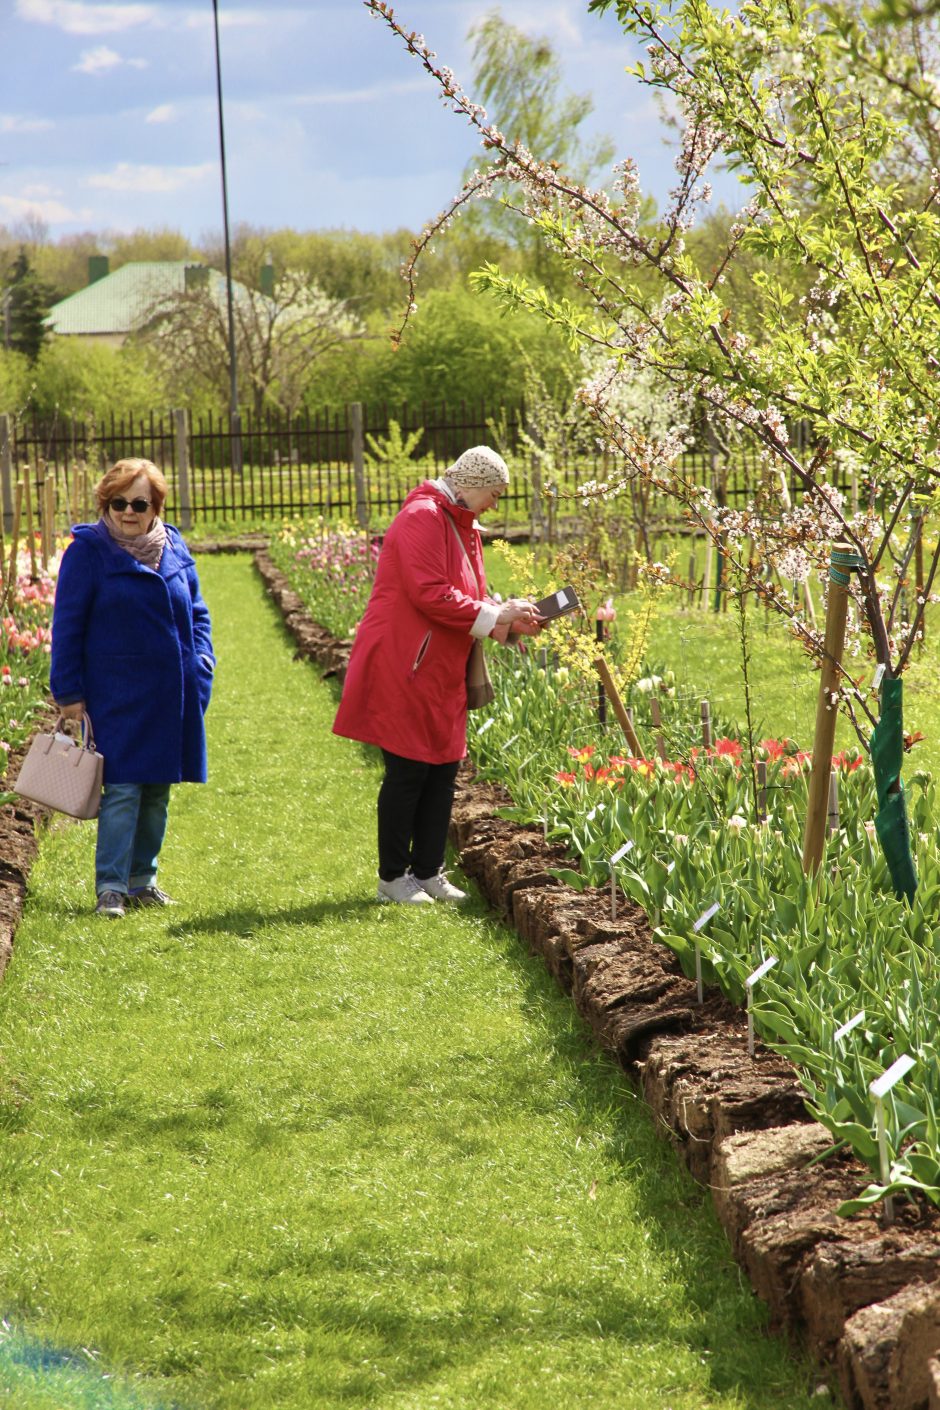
[[139, 269, 364, 419], [3, 248, 53, 363], [368, 0, 940, 723]]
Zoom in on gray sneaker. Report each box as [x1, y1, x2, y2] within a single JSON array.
[[95, 890, 126, 918], [377, 873, 435, 905], [128, 886, 176, 908]]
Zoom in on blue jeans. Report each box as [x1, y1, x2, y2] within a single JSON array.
[[95, 783, 172, 896]]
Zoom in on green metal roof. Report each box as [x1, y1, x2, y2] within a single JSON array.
[[45, 262, 241, 336]]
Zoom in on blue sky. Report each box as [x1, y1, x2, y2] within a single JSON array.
[[0, 0, 743, 242]]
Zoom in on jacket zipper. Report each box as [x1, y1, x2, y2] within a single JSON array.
[[411, 630, 432, 675]]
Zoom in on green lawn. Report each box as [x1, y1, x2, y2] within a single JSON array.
[[0, 556, 825, 1409]]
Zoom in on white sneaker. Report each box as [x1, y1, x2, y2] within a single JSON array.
[[377, 873, 435, 905], [414, 869, 468, 904]]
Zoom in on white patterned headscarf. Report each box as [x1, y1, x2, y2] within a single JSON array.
[[443, 446, 510, 492]]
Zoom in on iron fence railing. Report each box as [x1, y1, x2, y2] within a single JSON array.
[[0, 401, 835, 529]]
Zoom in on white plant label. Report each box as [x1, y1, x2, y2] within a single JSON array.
[[477, 718, 495, 735], [872, 663, 886, 690], [610, 841, 634, 865], [746, 956, 778, 989], [693, 902, 720, 933], [870, 1053, 916, 1101], [834, 1011, 865, 1043]]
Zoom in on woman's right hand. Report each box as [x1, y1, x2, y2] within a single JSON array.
[[495, 598, 543, 630], [58, 701, 86, 722]]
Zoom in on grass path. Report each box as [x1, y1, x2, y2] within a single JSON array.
[[0, 556, 824, 1410]]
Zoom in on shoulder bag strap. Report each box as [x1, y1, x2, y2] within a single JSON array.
[[445, 512, 482, 598]]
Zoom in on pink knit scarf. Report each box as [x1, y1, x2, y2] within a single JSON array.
[[101, 515, 167, 570]]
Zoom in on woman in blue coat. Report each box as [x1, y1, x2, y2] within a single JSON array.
[[50, 457, 215, 918]]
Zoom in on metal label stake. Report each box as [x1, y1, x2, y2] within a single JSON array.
[[609, 840, 633, 920], [692, 902, 720, 1005], [870, 1054, 916, 1225], [745, 956, 778, 1056]]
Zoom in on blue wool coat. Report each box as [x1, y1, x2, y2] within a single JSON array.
[[50, 521, 215, 785]]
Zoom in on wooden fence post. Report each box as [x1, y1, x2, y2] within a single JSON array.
[[173, 409, 192, 533], [350, 402, 368, 529], [802, 543, 853, 874], [0, 414, 12, 536]]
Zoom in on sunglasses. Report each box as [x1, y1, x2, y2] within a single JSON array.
[[110, 497, 152, 514]]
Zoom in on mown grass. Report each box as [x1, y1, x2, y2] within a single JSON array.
[[0, 555, 826, 1409]]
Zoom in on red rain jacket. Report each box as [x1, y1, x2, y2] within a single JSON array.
[[333, 481, 491, 763]]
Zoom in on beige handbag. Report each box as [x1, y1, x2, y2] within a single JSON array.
[[446, 515, 496, 710], [14, 714, 104, 819]]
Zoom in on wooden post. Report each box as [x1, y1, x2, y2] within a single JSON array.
[[7, 481, 23, 604], [22, 468, 38, 580], [173, 409, 192, 532], [700, 699, 712, 750], [650, 694, 667, 761], [0, 413, 13, 536], [38, 469, 49, 570], [802, 543, 853, 874], [46, 475, 55, 552], [350, 402, 368, 529], [594, 658, 643, 756]]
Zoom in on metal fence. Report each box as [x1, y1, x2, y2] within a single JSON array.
[[0, 401, 802, 530]]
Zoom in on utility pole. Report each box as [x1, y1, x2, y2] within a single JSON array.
[[212, 0, 242, 474]]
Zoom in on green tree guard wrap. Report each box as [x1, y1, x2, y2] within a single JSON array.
[[869, 676, 917, 901]]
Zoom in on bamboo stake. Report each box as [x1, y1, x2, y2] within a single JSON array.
[[756, 759, 767, 823], [802, 543, 853, 874], [21, 469, 37, 581], [702, 535, 713, 611], [701, 699, 712, 750], [650, 694, 667, 761], [828, 771, 840, 836], [915, 510, 926, 649], [594, 658, 643, 756]]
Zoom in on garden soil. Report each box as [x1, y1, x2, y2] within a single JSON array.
[[1, 543, 936, 1410]]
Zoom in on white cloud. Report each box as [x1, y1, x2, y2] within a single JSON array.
[[292, 78, 429, 107], [0, 192, 91, 223], [85, 161, 215, 193], [182, 8, 274, 28], [72, 45, 148, 73], [15, 0, 156, 34], [0, 114, 54, 134], [72, 44, 120, 72], [145, 104, 176, 124]]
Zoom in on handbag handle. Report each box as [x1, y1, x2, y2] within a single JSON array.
[[50, 712, 98, 754]]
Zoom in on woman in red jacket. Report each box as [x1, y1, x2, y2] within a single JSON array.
[[333, 446, 542, 904]]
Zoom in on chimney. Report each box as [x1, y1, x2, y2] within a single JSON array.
[[184, 263, 210, 292], [259, 254, 275, 298], [88, 254, 109, 285]]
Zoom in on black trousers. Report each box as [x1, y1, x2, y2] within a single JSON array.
[[378, 750, 461, 881]]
